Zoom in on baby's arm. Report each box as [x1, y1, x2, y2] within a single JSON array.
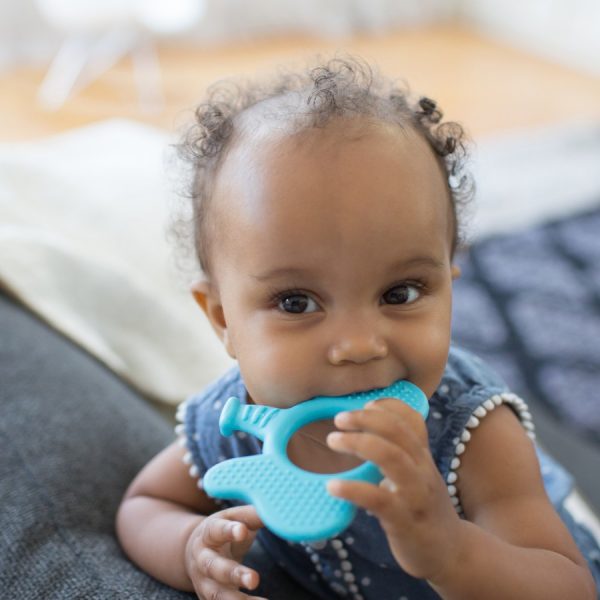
[[116, 441, 265, 599], [326, 400, 596, 600], [430, 404, 596, 599]]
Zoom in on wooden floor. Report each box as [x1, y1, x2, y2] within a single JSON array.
[[2, 25, 600, 142]]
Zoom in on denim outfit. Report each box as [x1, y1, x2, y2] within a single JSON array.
[[177, 345, 600, 599]]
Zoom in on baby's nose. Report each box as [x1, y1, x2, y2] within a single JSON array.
[[327, 326, 388, 365]]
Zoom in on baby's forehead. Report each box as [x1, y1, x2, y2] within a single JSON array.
[[224, 111, 436, 198], [219, 110, 449, 207], [210, 115, 454, 263]]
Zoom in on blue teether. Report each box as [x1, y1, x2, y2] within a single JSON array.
[[203, 381, 428, 542]]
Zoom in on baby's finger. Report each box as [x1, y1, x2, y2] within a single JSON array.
[[230, 524, 260, 562], [334, 408, 424, 463], [327, 430, 416, 483], [197, 546, 258, 589], [202, 517, 245, 547], [220, 505, 265, 532], [197, 576, 267, 600], [327, 478, 399, 521], [218, 504, 264, 542], [366, 398, 428, 441]]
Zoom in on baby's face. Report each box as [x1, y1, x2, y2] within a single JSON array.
[[196, 120, 458, 407]]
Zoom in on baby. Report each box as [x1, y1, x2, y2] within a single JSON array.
[[116, 57, 600, 599]]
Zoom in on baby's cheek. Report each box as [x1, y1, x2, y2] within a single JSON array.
[[241, 342, 312, 407], [409, 323, 451, 397]]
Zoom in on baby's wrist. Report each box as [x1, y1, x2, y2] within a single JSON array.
[[425, 518, 472, 590], [182, 516, 208, 578]]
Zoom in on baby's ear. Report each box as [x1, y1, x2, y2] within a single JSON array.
[[451, 264, 462, 280], [190, 279, 236, 358]]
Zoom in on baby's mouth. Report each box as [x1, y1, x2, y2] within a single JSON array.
[[317, 379, 399, 400]]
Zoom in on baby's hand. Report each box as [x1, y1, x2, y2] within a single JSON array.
[[185, 504, 267, 600], [326, 398, 461, 582]]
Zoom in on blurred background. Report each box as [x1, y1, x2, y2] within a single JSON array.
[[1, 1, 600, 513], [1, 0, 600, 139]]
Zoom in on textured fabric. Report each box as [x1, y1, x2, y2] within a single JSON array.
[[180, 346, 600, 599], [452, 206, 600, 442], [0, 293, 197, 599]]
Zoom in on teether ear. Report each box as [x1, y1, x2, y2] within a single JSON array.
[[219, 396, 280, 441], [203, 380, 428, 541]]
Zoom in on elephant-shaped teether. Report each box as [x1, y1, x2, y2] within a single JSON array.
[[203, 380, 428, 542]]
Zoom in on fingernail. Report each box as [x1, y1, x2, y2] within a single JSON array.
[[327, 479, 341, 495], [327, 432, 343, 444], [335, 411, 351, 421], [242, 573, 253, 587]]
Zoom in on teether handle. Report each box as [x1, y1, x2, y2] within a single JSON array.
[[219, 397, 280, 441]]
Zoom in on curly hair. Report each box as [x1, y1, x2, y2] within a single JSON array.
[[172, 55, 474, 277]]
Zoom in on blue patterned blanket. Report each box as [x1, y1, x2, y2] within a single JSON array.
[[452, 207, 600, 442]]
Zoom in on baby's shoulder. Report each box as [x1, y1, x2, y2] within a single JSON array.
[[178, 366, 245, 421], [430, 345, 533, 434], [176, 366, 247, 454], [176, 366, 261, 477], [427, 346, 536, 490], [439, 345, 509, 403]]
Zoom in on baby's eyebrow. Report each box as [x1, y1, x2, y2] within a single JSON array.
[[251, 256, 445, 282], [387, 256, 446, 271], [251, 267, 312, 282]]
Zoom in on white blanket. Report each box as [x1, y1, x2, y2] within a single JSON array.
[[469, 119, 600, 241], [1, 118, 599, 405], [0, 120, 234, 405]]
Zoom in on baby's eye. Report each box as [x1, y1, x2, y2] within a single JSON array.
[[381, 283, 421, 305], [278, 293, 319, 314]]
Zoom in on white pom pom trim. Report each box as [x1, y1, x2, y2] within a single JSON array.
[[301, 537, 366, 599], [447, 392, 536, 515], [174, 399, 203, 479]]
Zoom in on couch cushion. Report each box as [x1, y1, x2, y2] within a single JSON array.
[[0, 292, 195, 599]]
